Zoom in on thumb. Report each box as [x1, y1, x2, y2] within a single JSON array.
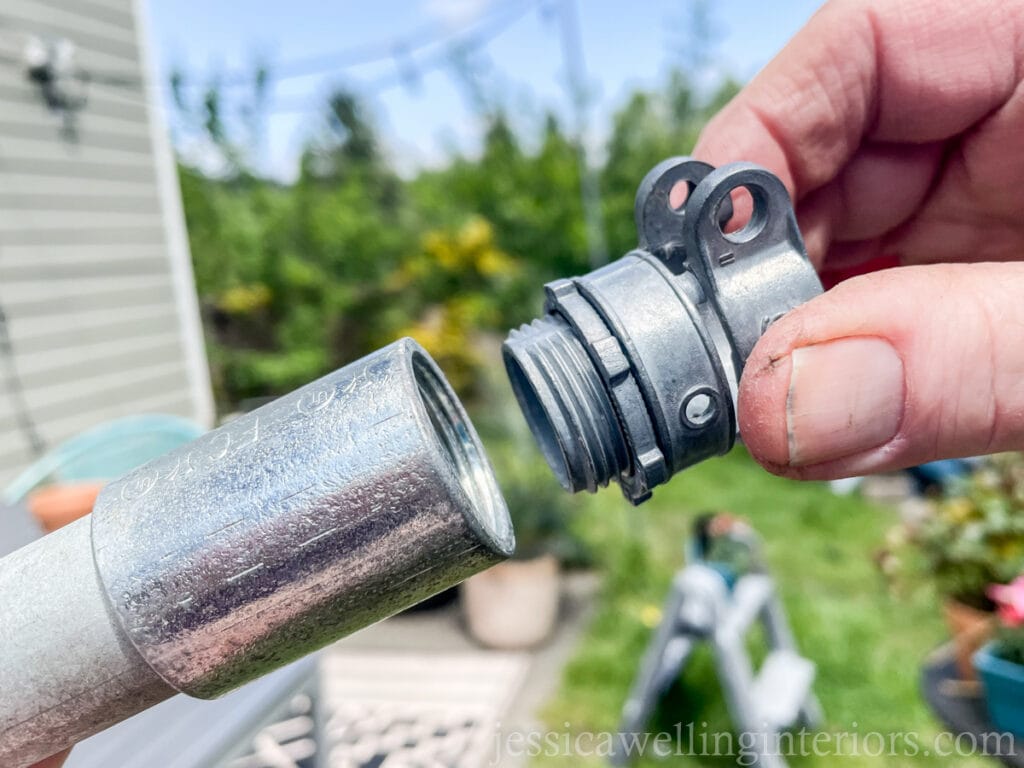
[[738, 262, 1024, 480]]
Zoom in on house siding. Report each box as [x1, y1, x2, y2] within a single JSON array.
[[0, 0, 212, 485]]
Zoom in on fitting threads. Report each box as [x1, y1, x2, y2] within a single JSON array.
[[504, 158, 822, 503], [504, 315, 628, 493]]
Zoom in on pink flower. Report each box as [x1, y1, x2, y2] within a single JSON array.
[[988, 576, 1024, 627]]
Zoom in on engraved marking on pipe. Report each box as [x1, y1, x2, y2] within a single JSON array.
[[718, 251, 735, 266], [213, 613, 250, 636], [260, 484, 315, 523], [391, 543, 481, 588], [371, 412, 401, 427], [235, 415, 260, 450], [206, 517, 244, 537], [304, 512, 371, 548], [202, 432, 232, 465], [225, 563, 265, 584], [340, 370, 369, 397], [119, 473, 156, 502], [129, 419, 262, 503], [1, 675, 121, 732], [297, 387, 336, 414], [278, 483, 314, 504], [297, 527, 339, 548]]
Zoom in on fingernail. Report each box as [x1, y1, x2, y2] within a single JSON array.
[[786, 337, 904, 467]]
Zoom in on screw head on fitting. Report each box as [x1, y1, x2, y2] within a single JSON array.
[[681, 388, 719, 429]]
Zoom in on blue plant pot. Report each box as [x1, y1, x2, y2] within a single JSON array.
[[974, 642, 1024, 737]]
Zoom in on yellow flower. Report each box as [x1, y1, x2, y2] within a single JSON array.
[[418, 216, 516, 279], [994, 538, 1024, 562], [941, 498, 976, 524], [457, 216, 492, 254], [477, 248, 515, 277], [218, 283, 272, 314], [640, 604, 662, 628]]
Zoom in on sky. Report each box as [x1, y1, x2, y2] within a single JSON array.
[[143, 0, 824, 181]]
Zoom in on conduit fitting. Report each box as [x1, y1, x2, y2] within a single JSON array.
[[504, 158, 823, 504], [0, 339, 513, 768]]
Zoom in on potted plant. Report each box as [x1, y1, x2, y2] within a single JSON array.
[[975, 576, 1024, 736], [913, 454, 1024, 678], [27, 481, 105, 533], [461, 442, 581, 650]]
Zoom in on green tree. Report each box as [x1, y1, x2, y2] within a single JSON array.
[[601, 71, 739, 257], [180, 88, 420, 406], [178, 71, 740, 412], [409, 111, 589, 323]]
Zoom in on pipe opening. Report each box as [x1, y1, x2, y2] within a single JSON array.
[[411, 351, 513, 555], [503, 349, 572, 490], [503, 317, 628, 494]]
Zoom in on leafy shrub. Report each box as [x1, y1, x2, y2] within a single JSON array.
[[911, 454, 1024, 609]]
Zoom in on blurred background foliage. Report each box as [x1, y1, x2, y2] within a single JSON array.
[[176, 69, 736, 411]]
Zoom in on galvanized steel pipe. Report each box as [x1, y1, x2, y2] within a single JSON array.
[[0, 339, 514, 767]]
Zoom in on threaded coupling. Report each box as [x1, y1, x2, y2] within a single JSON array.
[[504, 159, 823, 504]]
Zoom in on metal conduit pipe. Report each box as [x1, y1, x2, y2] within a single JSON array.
[[0, 338, 514, 768]]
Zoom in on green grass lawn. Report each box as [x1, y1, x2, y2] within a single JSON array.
[[535, 447, 990, 767]]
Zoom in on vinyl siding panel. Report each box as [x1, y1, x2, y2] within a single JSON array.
[[0, 172, 158, 197], [0, 244, 168, 276], [0, 115, 154, 152], [0, 0, 212, 488], [0, 191, 162, 214], [8, 305, 183, 355], [0, 81, 150, 124], [0, 364, 192, 435], [0, 135, 155, 167], [0, 156, 157, 183], [1, 1, 139, 62]]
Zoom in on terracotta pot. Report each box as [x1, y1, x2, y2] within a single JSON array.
[[27, 482, 104, 533], [943, 597, 995, 680], [461, 553, 560, 650]]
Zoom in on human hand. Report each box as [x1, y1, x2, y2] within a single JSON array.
[[693, 0, 1024, 479], [30, 749, 70, 768]]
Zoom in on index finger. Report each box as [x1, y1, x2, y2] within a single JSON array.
[[693, 0, 1023, 199]]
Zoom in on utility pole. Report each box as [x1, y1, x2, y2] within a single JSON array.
[[557, 0, 608, 267]]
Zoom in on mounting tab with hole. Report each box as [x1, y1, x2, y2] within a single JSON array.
[[503, 157, 823, 505]]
